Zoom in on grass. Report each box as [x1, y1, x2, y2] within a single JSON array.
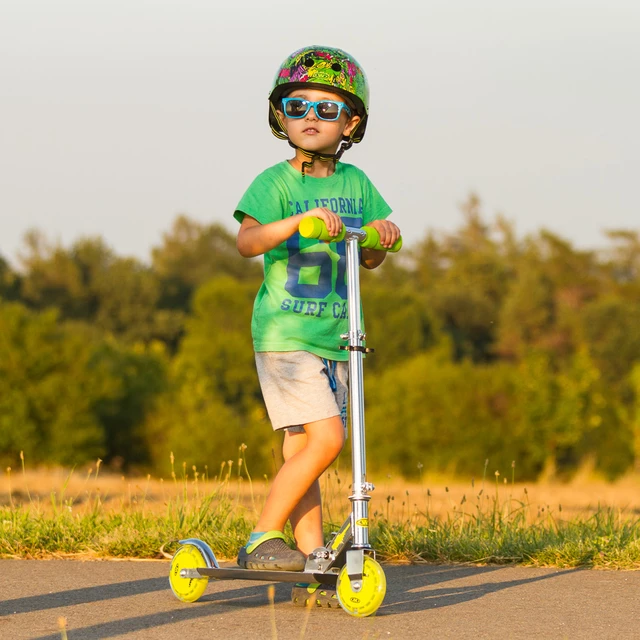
[[1, 451, 639, 569]]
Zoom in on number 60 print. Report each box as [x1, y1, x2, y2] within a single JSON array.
[[285, 233, 348, 300]]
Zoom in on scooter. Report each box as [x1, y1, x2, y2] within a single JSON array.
[[168, 218, 402, 617]]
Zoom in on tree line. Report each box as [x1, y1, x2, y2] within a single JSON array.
[[2, 196, 640, 481]]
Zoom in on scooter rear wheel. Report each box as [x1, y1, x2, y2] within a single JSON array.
[[336, 556, 386, 617], [169, 543, 209, 603]]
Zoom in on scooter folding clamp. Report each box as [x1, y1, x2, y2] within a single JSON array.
[[340, 345, 375, 353]]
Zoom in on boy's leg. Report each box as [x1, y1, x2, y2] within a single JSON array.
[[254, 415, 345, 545], [283, 423, 343, 608], [282, 430, 324, 555]]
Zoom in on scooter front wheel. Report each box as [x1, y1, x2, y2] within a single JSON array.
[[336, 556, 386, 617], [169, 543, 210, 603]]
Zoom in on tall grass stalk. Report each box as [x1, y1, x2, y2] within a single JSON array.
[[6, 466, 13, 508], [20, 451, 32, 504], [57, 617, 68, 640], [298, 590, 314, 640], [267, 585, 278, 640]]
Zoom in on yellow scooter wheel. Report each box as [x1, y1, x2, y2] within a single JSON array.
[[336, 556, 386, 617], [169, 544, 209, 603]]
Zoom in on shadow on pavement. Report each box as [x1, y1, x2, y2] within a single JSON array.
[[0, 578, 168, 616], [20, 564, 579, 639], [31, 601, 264, 640], [29, 581, 293, 640], [380, 564, 579, 615]]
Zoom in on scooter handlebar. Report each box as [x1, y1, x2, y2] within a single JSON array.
[[299, 217, 403, 253]]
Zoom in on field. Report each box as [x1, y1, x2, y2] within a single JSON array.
[[4, 464, 640, 521], [2, 456, 639, 568]]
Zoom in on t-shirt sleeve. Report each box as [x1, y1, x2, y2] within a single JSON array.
[[362, 173, 392, 225], [233, 168, 288, 225]]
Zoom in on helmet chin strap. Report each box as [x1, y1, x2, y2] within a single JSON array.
[[287, 138, 354, 178]]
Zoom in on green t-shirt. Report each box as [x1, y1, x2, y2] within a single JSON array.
[[234, 160, 392, 360]]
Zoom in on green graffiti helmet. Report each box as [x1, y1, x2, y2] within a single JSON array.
[[269, 45, 369, 144]]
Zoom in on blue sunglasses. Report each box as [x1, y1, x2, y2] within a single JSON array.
[[281, 97, 352, 121]]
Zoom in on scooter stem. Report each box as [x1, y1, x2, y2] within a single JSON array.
[[343, 228, 372, 550]]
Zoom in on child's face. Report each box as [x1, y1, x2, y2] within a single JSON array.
[[277, 88, 361, 156]]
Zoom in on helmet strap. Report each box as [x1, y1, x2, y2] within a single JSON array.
[[286, 137, 355, 178]]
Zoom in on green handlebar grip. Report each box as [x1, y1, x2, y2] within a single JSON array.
[[299, 217, 402, 252], [360, 225, 403, 252], [299, 217, 346, 242]]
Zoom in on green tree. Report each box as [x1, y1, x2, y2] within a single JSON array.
[[91, 257, 165, 343], [580, 297, 640, 385], [603, 229, 640, 297], [630, 364, 640, 474], [0, 302, 110, 465], [18, 232, 183, 345], [90, 341, 168, 469], [143, 367, 273, 477], [519, 349, 606, 478], [497, 231, 602, 362], [413, 194, 512, 362], [360, 273, 439, 371], [151, 215, 261, 311], [0, 255, 20, 301], [19, 232, 112, 318], [143, 275, 275, 475], [365, 348, 537, 478], [497, 241, 555, 358], [177, 276, 261, 410]]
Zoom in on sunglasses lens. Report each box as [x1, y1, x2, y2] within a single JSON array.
[[316, 101, 340, 120], [284, 99, 309, 118]]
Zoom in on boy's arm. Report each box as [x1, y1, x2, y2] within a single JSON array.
[[360, 219, 402, 269], [236, 208, 343, 258]]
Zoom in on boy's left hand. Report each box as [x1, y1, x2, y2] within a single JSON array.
[[367, 219, 401, 249]]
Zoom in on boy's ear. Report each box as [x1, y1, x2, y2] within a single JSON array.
[[343, 114, 361, 137], [276, 109, 288, 132]]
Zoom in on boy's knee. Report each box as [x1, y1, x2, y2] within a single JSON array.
[[324, 425, 346, 458], [305, 418, 345, 462]]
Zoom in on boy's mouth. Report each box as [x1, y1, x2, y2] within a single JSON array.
[[303, 127, 319, 134]]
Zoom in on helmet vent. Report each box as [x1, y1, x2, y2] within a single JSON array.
[[303, 57, 314, 67], [331, 63, 341, 72]]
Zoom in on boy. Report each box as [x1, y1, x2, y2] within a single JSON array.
[[233, 46, 400, 604]]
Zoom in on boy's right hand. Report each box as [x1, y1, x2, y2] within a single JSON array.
[[300, 208, 343, 238]]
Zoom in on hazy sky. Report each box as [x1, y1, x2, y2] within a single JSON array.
[[1, 0, 638, 265]]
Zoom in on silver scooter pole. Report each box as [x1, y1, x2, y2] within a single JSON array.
[[299, 218, 402, 588], [342, 228, 373, 551]]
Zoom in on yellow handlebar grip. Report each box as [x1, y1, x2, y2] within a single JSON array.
[[299, 216, 326, 239], [299, 217, 346, 242]]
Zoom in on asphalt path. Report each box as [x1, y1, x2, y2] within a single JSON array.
[[0, 559, 638, 639]]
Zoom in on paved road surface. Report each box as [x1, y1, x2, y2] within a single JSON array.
[[0, 559, 638, 639]]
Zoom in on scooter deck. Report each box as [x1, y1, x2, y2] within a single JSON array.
[[192, 567, 339, 585]]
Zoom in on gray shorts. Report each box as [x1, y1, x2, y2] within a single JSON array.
[[255, 351, 348, 433]]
